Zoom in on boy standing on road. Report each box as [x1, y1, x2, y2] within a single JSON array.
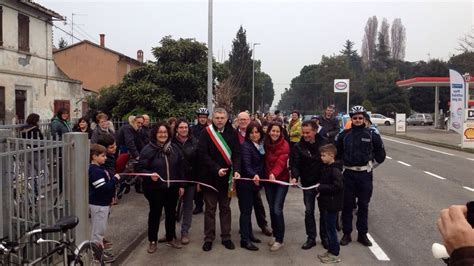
[[89, 144, 120, 263], [317, 144, 344, 264]]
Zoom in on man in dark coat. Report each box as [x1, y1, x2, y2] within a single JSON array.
[[198, 108, 241, 252], [290, 120, 327, 250], [319, 105, 339, 144], [116, 116, 144, 160]]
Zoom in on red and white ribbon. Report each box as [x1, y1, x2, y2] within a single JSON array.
[[233, 177, 320, 190], [116, 173, 219, 192]]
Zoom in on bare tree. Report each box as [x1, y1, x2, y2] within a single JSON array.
[[391, 18, 406, 60], [380, 18, 390, 52], [361, 16, 378, 68], [457, 27, 474, 52], [214, 77, 240, 111]]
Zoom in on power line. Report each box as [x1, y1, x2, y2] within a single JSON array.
[[52, 24, 82, 43]]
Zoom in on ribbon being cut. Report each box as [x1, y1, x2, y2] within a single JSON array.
[[115, 173, 321, 192]]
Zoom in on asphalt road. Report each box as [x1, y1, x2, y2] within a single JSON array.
[[121, 137, 474, 265]]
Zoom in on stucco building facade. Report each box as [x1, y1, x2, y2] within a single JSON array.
[[0, 0, 86, 123]]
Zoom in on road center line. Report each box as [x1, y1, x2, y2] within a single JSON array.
[[424, 171, 446, 180], [382, 137, 455, 156], [367, 233, 390, 261], [397, 160, 411, 166], [463, 186, 474, 192], [386, 156, 392, 160]]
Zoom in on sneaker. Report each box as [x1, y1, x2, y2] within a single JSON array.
[[340, 234, 352, 246], [320, 253, 341, 264], [268, 237, 276, 246], [103, 239, 113, 249], [357, 234, 372, 246], [147, 241, 157, 254], [166, 239, 183, 249], [181, 235, 190, 245], [318, 252, 330, 259], [102, 251, 116, 263], [270, 242, 283, 251]]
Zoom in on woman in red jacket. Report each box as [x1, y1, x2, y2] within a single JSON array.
[[264, 122, 290, 251]]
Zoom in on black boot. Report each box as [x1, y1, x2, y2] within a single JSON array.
[[340, 234, 352, 246], [357, 234, 372, 246]]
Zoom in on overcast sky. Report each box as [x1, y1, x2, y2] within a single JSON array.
[[39, 0, 473, 107]]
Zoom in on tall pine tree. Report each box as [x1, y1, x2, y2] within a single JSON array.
[[228, 26, 253, 113]]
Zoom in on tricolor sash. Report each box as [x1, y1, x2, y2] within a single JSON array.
[[206, 125, 234, 195]]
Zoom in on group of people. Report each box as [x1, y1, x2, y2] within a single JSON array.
[[97, 104, 383, 265]]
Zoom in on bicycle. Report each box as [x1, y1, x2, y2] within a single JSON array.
[[0, 215, 104, 265]]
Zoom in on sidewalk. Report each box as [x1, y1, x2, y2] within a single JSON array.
[[377, 125, 474, 153], [104, 190, 149, 265]]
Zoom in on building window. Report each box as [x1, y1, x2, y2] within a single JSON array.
[[18, 13, 29, 52], [54, 100, 70, 115], [0, 6, 3, 46]]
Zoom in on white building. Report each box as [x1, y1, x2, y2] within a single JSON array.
[[0, 0, 86, 123]]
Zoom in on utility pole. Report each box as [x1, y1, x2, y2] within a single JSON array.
[[207, 0, 213, 114], [252, 43, 260, 114]]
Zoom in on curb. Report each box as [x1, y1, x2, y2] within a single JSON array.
[[113, 229, 148, 265], [382, 132, 474, 154]]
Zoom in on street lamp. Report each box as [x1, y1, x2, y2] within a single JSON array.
[[252, 43, 260, 114]]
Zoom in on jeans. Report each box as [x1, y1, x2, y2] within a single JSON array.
[[303, 189, 327, 242], [254, 189, 269, 229], [342, 170, 373, 235], [236, 184, 256, 243], [324, 211, 340, 256], [264, 183, 289, 243], [144, 187, 179, 242], [181, 185, 196, 236]]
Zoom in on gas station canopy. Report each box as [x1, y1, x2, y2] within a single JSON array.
[[396, 77, 474, 127]]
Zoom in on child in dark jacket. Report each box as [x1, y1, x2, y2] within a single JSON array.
[[89, 144, 120, 263], [317, 144, 344, 264]]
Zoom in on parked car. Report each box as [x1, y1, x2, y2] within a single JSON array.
[[370, 113, 395, 126], [407, 113, 434, 126]]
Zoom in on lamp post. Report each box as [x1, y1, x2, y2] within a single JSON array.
[[252, 43, 260, 114]]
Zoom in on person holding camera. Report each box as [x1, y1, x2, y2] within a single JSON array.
[[437, 202, 474, 265]]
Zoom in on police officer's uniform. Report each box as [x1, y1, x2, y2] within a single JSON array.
[[335, 119, 385, 244]]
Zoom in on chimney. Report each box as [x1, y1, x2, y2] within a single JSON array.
[[99, 34, 105, 47], [137, 50, 144, 63]]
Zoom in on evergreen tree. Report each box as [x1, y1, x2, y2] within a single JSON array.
[[228, 26, 253, 112]]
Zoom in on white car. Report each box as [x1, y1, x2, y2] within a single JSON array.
[[370, 113, 394, 126]]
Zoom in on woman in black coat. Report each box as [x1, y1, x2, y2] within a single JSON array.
[[21, 113, 43, 140], [172, 118, 199, 245], [138, 122, 184, 253], [237, 122, 266, 251], [72, 117, 93, 139]]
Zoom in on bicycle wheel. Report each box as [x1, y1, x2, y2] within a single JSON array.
[[74, 242, 104, 266]]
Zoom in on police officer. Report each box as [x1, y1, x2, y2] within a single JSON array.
[[335, 105, 385, 247]]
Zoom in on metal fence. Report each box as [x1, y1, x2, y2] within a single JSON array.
[[0, 131, 89, 263]]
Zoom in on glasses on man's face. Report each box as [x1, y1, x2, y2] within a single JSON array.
[[352, 116, 364, 121]]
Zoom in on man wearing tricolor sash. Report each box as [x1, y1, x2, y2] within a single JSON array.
[[198, 108, 241, 252]]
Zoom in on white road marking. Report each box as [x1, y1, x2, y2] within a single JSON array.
[[386, 156, 392, 160], [382, 137, 455, 156], [367, 233, 390, 261], [424, 171, 446, 180], [467, 158, 474, 161], [463, 186, 474, 192], [397, 161, 411, 167]]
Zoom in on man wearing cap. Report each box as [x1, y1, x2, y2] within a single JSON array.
[[335, 105, 386, 247]]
